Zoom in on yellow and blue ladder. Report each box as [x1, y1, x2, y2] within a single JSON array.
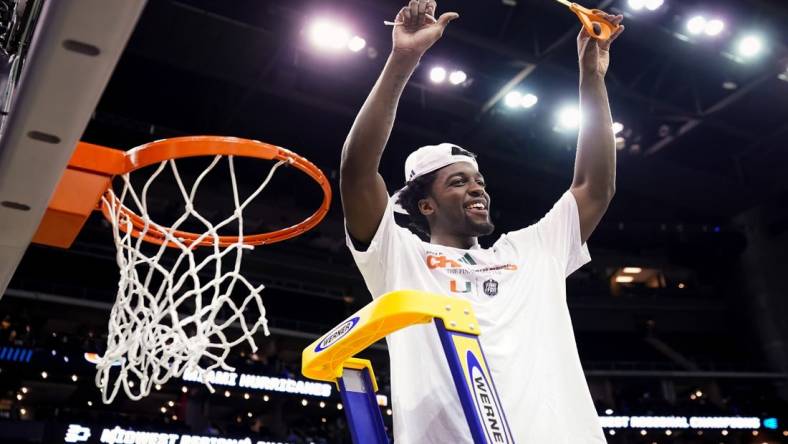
[[302, 290, 515, 443]]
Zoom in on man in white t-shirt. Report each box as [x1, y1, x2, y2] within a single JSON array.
[[339, 1, 624, 442]]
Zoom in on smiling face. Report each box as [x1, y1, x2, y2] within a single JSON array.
[[419, 162, 495, 239]]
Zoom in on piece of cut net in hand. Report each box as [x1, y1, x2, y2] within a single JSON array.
[[92, 137, 330, 403]]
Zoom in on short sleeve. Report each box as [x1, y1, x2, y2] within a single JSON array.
[[345, 197, 418, 298], [503, 190, 591, 277]]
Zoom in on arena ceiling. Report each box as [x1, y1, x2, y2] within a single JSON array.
[[82, 0, 788, 233]]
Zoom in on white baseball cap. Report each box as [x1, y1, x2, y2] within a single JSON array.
[[404, 143, 478, 183], [393, 143, 478, 215]]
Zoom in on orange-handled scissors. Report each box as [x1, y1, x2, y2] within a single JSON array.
[[552, 0, 619, 40]]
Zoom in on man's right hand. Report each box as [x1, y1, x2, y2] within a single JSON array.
[[340, 1, 457, 245], [392, 0, 459, 57]]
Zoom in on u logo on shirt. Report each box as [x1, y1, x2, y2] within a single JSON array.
[[427, 255, 463, 269], [450, 280, 472, 293]]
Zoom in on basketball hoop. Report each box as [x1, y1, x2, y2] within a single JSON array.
[[35, 136, 331, 403], [102, 136, 330, 247]]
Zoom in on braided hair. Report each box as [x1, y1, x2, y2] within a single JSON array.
[[396, 170, 439, 238]]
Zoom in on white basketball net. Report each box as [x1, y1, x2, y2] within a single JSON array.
[[96, 153, 290, 403]]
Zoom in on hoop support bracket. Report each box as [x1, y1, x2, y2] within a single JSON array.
[[32, 142, 126, 248]]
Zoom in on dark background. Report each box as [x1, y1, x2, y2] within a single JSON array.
[[2, 0, 788, 443]]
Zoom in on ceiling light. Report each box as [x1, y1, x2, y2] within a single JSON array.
[[612, 122, 624, 135], [430, 67, 447, 83], [623, 267, 641, 274], [308, 20, 351, 50], [504, 91, 523, 108], [449, 70, 468, 85], [645, 0, 663, 11], [556, 106, 581, 130], [616, 276, 635, 283], [737, 35, 763, 58], [705, 19, 725, 36], [778, 66, 788, 82], [628, 0, 646, 11], [348, 36, 366, 52], [687, 16, 707, 35], [521, 93, 538, 108]]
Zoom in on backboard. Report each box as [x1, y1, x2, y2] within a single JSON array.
[[0, 0, 147, 298]]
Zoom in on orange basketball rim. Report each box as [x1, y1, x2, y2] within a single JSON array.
[[33, 136, 332, 249]]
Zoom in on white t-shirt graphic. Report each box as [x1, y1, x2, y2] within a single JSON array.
[[345, 190, 605, 443]]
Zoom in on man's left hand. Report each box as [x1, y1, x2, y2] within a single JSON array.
[[577, 12, 624, 79]]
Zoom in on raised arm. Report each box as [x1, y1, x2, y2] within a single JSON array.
[[341, 1, 458, 243], [569, 14, 625, 244]]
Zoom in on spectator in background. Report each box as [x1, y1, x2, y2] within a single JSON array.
[[0, 314, 12, 343], [18, 323, 34, 346]]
